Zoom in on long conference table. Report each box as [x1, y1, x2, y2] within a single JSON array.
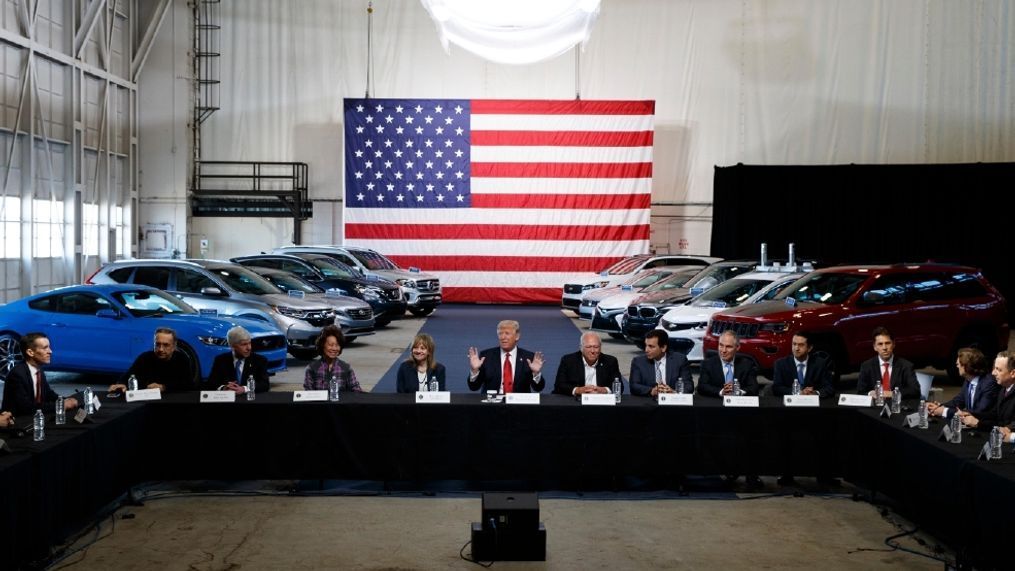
[[2, 392, 1013, 569]]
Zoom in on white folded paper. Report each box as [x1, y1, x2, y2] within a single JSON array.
[[838, 394, 873, 407], [723, 395, 759, 407], [783, 395, 819, 407], [506, 393, 540, 405], [125, 388, 161, 402], [200, 391, 236, 403], [292, 390, 328, 402], [658, 393, 693, 406], [416, 391, 451, 404], [581, 393, 616, 406]]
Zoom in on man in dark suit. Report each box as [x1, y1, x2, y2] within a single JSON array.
[[553, 332, 623, 396], [698, 330, 759, 397], [856, 326, 920, 399], [771, 331, 835, 398], [630, 330, 692, 396], [960, 351, 1015, 440], [928, 347, 998, 420], [204, 326, 270, 393], [1, 332, 78, 417], [108, 328, 193, 394], [467, 320, 545, 393]]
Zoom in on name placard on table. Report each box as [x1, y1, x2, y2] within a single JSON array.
[[200, 391, 236, 403], [416, 391, 451, 404], [838, 394, 873, 407], [125, 388, 161, 402], [581, 393, 615, 406], [658, 393, 693, 406], [506, 393, 540, 405], [292, 390, 328, 402], [783, 395, 819, 407], [723, 396, 759, 407]]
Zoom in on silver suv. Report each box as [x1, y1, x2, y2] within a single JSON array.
[[88, 259, 339, 359], [273, 245, 442, 316]]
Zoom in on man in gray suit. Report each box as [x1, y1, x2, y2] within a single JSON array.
[[630, 330, 692, 396]]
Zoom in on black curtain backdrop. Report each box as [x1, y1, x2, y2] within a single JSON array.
[[710, 162, 1015, 316]]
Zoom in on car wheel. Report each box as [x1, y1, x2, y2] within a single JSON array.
[[375, 319, 391, 327], [408, 307, 434, 317], [0, 331, 22, 383], [175, 341, 202, 388], [290, 347, 317, 360]]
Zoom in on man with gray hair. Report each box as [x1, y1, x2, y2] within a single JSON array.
[[206, 325, 270, 393], [109, 327, 194, 393], [553, 331, 623, 396]]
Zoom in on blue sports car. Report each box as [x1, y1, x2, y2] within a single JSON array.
[[0, 284, 288, 389]]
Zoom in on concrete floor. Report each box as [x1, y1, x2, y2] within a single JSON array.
[[44, 310, 964, 569]]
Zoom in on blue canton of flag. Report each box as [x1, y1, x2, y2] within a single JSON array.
[[344, 99, 472, 208]]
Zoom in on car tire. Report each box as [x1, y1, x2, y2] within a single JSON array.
[[344, 336, 357, 343], [408, 307, 434, 317], [0, 331, 22, 384], [290, 347, 317, 360], [175, 341, 202, 388], [375, 319, 391, 327]]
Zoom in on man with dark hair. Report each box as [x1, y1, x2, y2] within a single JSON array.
[[109, 327, 193, 393], [630, 329, 692, 396], [698, 330, 759, 397], [1, 332, 78, 416], [553, 331, 624, 396], [771, 332, 835, 398], [928, 347, 998, 419], [856, 326, 920, 399], [205, 326, 270, 393]]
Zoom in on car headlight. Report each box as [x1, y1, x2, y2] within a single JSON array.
[[661, 320, 678, 331], [197, 336, 229, 346], [760, 322, 789, 333], [396, 278, 417, 289], [271, 305, 306, 318]]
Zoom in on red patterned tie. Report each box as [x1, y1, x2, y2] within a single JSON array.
[[503, 353, 513, 394], [881, 362, 891, 392], [35, 370, 43, 404]]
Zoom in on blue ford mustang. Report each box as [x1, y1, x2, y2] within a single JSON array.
[[0, 284, 288, 388]]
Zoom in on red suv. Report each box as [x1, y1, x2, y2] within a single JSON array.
[[702, 264, 1009, 377]]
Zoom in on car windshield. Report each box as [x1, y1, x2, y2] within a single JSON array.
[[209, 265, 280, 295], [304, 257, 360, 279], [684, 263, 755, 291], [349, 249, 398, 270], [601, 256, 649, 275], [114, 290, 196, 317], [689, 278, 771, 308], [641, 272, 691, 293], [778, 272, 867, 305], [261, 272, 322, 294]]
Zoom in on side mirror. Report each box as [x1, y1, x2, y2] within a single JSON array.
[[862, 290, 887, 303], [95, 308, 120, 319], [200, 286, 227, 297]]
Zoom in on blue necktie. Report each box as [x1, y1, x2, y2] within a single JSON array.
[[797, 363, 805, 386], [967, 381, 974, 406], [235, 359, 244, 384], [724, 363, 732, 382]]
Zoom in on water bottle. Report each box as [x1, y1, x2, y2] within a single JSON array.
[[949, 413, 962, 444], [874, 383, 884, 407], [55, 396, 66, 425], [732, 379, 741, 397], [791, 378, 801, 396], [428, 377, 439, 392], [127, 374, 139, 392], [918, 399, 928, 429], [33, 409, 44, 442], [612, 377, 622, 403], [990, 426, 1003, 459], [328, 373, 340, 402], [676, 377, 684, 395], [246, 375, 256, 401], [891, 388, 901, 414], [84, 386, 94, 415]]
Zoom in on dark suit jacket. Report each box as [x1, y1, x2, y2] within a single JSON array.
[[772, 353, 835, 398], [205, 352, 270, 393], [856, 356, 920, 399], [630, 351, 692, 396], [467, 346, 545, 393], [939, 375, 1000, 419], [2, 362, 59, 416], [396, 360, 447, 393], [977, 384, 1015, 431], [697, 353, 759, 397], [553, 351, 623, 396]]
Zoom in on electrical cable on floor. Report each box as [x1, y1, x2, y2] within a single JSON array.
[[458, 540, 494, 568], [46, 508, 123, 570], [845, 497, 955, 565]]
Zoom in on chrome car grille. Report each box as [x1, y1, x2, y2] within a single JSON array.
[[252, 335, 287, 351], [348, 307, 373, 320], [416, 279, 440, 292], [710, 318, 760, 339], [563, 284, 583, 294], [638, 307, 658, 318]]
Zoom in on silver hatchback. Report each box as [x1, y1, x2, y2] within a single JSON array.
[[88, 259, 339, 359]]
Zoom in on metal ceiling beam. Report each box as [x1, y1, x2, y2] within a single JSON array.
[[131, 0, 170, 81]]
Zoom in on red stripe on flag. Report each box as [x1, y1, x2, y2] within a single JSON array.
[[442, 287, 561, 304], [472, 162, 652, 178], [345, 223, 650, 242], [471, 100, 655, 116], [387, 256, 623, 273], [470, 193, 651, 210], [471, 130, 654, 147]]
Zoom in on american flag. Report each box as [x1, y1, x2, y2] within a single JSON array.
[[343, 98, 653, 304]]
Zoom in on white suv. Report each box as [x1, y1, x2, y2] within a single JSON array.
[[561, 254, 719, 314], [273, 245, 441, 316]]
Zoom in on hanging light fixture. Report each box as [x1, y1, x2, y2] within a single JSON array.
[[419, 0, 601, 65]]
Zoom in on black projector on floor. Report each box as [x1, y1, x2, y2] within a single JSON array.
[[471, 492, 546, 561]]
